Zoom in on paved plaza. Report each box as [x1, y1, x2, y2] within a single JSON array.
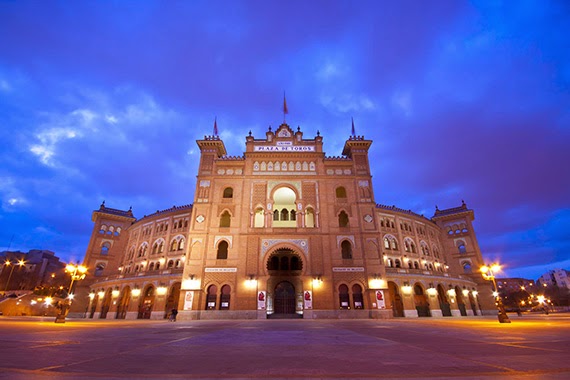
[[0, 314, 569, 379]]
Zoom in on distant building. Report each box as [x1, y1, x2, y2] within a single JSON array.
[[495, 277, 536, 294], [538, 269, 570, 290], [0, 249, 67, 293], [76, 122, 496, 320]]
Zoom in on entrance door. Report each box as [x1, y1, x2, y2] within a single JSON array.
[[274, 281, 296, 315]]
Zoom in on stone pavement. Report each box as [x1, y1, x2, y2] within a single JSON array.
[[0, 314, 569, 379]]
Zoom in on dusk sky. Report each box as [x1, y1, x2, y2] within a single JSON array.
[[1, 1, 568, 280]]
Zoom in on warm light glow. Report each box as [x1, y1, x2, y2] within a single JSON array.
[[4, 260, 10, 266], [426, 287, 437, 296], [182, 278, 201, 290], [471, 290, 478, 296], [131, 288, 141, 297], [44, 297, 53, 305], [158, 258, 166, 265], [112, 289, 120, 297], [18, 259, 25, 266], [88, 293, 95, 300], [401, 285, 413, 295], [156, 286, 168, 295], [447, 289, 456, 297], [141, 260, 147, 266], [30, 300, 37, 305], [492, 291, 499, 297], [462, 289, 469, 297], [312, 278, 323, 287], [97, 291, 105, 298], [537, 295, 545, 303], [369, 278, 386, 289], [68, 293, 75, 300], [245, 278, 258, 289], [480, 265, 489, 273], [491, 264, 501, 273]]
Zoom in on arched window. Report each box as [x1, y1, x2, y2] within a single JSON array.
[[462, 262, 472, 274], [254, 208, 265, 228], [170, 240, 177, 251], [395, 259, 401, 268], [410, 242, 416, 253], [206, 285, 217, 310], [220, 285, 231, 310], [290, 210, 296, 221], [175, 259, 181, 268], [149, 262, 155, 271], [341, 240, 352, 259], [158, 241, 164, 253], [338, 211, 349, 227], [391, 239, 398, 250], [457, 241, 467, 254], [336, 187, 347, 198], [95, 263, 106, 276], [155, 262, 160, 270], [99, 225, 107, 234], [273, 209, 279, 221], [178, 239, 185, 251], [339, 284, 350, 309], [291, 256, 300, 270], [414, 261, 419, 269], [222, 187, 233, 198], [219, 211, 231, 227], [101, 242, 111, 255], [352, 284, 363, 309], [305, 207, 315, 228], [217, 241, 228, 260], [152, 243, 159, 255], [167, 260, 174, 269], [384, 237, 390, 249], [281, 209, 289, 221]]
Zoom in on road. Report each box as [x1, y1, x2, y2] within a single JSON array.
[[0, 314, 568, 379]]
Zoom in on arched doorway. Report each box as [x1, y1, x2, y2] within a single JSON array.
[[437, 284, 452, 317], [414, 284, 431, 317], [164, 283, 181, 318], [274, 281, 296, 315], [89, 293, 99, 319], [455, 286, 467, 316], [100, 289, 112, 319], [468, 291, 478, 315], [220, 284, 231, 310], [116, 286, 131, 319], [388, 281, 404, 317], [138, 285, 155, 319]]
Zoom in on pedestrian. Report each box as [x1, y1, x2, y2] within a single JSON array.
[[169, 308, 178, 322]]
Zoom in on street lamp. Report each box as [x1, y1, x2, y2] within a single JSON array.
[[480, 264, 511, 323], [55, 263, 87, 323], [3, 259, 26, 293]]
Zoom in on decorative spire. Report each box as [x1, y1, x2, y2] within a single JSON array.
[[283, 92, 288, 123], [351, 117, 355, 136], [213, 117, 218, 136]]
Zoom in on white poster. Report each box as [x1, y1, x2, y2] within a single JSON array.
[[184, 291, 194, 310], [375, 290, 386, 309], [303, 290, 313, 309], [257, 291, 266, 310]]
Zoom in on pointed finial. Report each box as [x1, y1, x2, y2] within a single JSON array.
[[101, 200, 105, 208], [248, 130, 252, 136], [269, 126, 272, 132], [283, 92, 289, 123], [213, 117, 218, 136], [435, 205, 439, 211], [297, 126, 300, 132], [351, 117, 355, 136], [317, 130, 320, 136]]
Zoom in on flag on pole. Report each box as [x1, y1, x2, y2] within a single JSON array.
[[351, 117, 355, 136], [213, 117, 218, 136]]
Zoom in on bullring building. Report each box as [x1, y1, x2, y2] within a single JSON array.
[[76, 121, 495, 320]]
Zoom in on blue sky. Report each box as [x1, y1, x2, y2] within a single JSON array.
[[1, 1, 569, 280]]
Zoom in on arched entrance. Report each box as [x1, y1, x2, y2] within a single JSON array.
[[100, 289, 112, 319], [164, 283, 181, 318], [138, 285, 155, 319], [437, 284, 452, 317], [468, 291, 478, 315], [89, 293, 99, 319], [273, 281, 296, 315], [116, 286, 131, 319], [388, 281, 404, 317], [414, 284, 431, 317], [455, 286, 467, 316], [266, 247, 303, 318]]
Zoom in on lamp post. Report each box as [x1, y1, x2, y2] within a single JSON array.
[[3, 259, 26, 293], [480, 264, 511, 323], [55, 263, 87, 323]]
